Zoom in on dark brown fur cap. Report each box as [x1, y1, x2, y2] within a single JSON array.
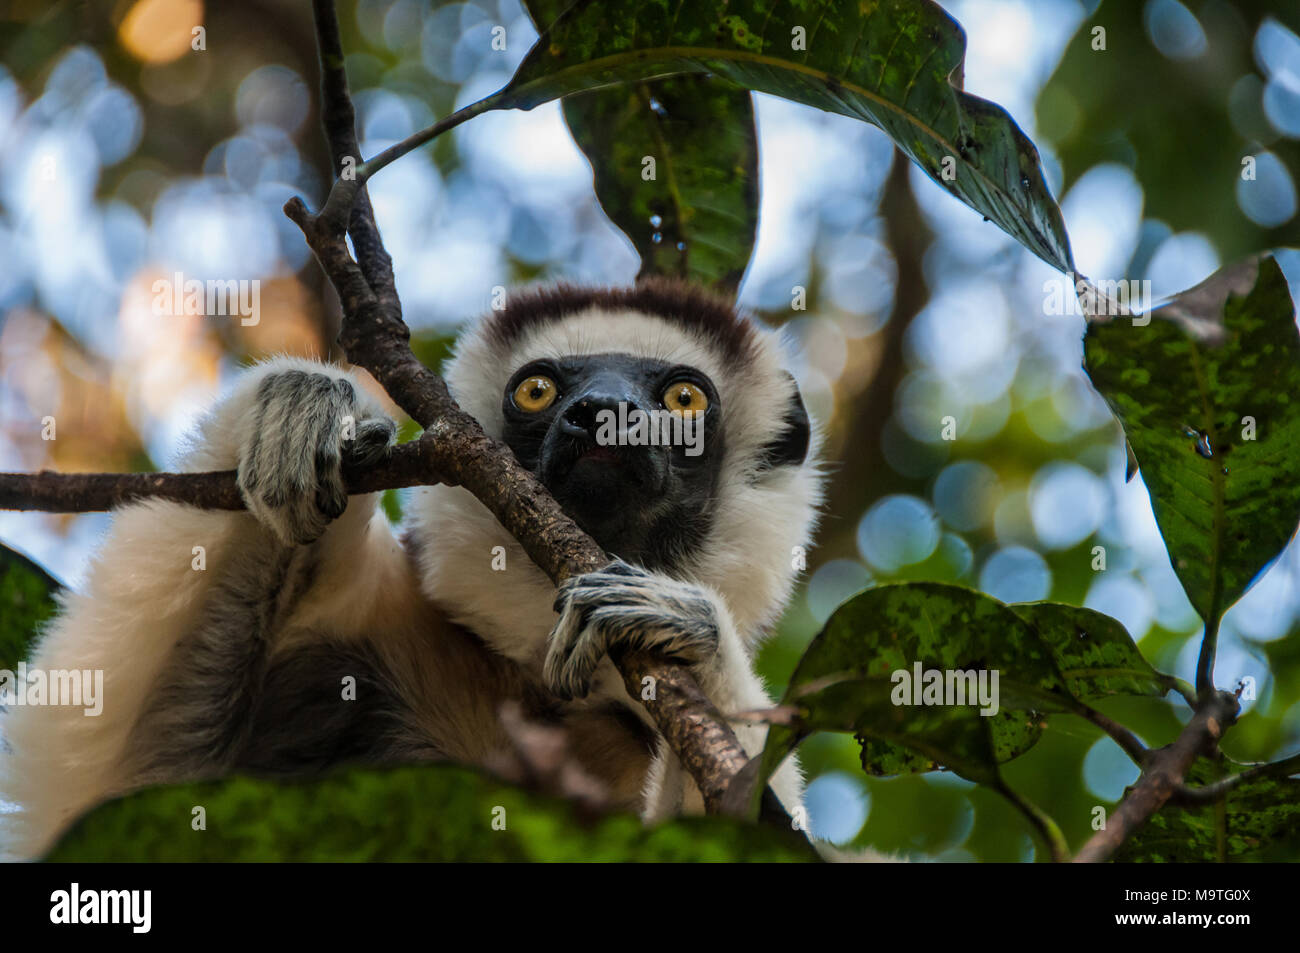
[[484, 276, 763, 362]]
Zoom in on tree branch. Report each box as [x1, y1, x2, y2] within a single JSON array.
[[1072, 691, 1239, 863], [0, 439, 438, 512], [1171, 750, 1300, 805]]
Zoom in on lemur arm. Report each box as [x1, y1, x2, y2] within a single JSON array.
[[545, 561, 805, 820], [0, 358, 397, 857]]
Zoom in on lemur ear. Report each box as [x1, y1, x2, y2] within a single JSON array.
[[757, 372, 810, 470]]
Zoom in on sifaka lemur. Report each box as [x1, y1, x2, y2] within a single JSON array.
[[0, 279, 823, 858]]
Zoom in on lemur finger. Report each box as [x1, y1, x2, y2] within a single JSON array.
[[236, 371, 376, 545], [548, 620, 623, 700], [585, 604, 719, 664], [345, 417, 397, 466], [598, 559, 647, 578], [543, 612, 607, 700]]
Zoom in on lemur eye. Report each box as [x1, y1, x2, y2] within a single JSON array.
[[513, 375, 558, 413], [663, 381, 708, 416]]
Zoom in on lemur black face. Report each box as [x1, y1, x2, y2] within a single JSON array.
[[501, 352, 724, 567]]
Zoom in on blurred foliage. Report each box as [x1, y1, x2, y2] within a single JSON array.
[[48, 763, 818, 862], [0, 542, 60, 671], [1039, 0, 1300, 263]]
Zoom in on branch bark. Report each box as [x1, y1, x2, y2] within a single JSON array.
[[1072, 691, 1239, 863], [0, 439, 437, 512]]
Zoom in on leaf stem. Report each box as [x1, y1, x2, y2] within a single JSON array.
[[1072, 702, 1147, 765], [1172, 750, 1300, 804], [995, 781, 1069, 863]]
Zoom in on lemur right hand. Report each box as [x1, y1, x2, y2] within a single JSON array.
[[237, 369, 396, 545]]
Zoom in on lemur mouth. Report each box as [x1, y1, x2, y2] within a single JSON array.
[[541, 434, 667, 506], [575, 445, 624, 465]]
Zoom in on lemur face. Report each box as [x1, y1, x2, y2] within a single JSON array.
[[500, 352, 725, 567]]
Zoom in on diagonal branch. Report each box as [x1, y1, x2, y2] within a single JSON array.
[[286, 0, 754, 814], [1072, 690, 1239, 863]]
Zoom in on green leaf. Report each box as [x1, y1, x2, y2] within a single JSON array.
[[46, 763, 818, 862], [0, 543, 61, 670], [563, 76, 758, 291], [494, 0, 1073, 273], [1115, 762, 1300, 862], [522, 2, 758, 290], [1009, 602, 1167, 701], [755, 582, 1076, 794], [1084, 256, 1300, 625], [788, 582, 1074, 708]]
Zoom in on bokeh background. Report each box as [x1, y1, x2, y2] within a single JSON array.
[[2, 0, 1299, 860]]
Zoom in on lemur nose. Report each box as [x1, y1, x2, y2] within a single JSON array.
[[560, 391, 632, 439]]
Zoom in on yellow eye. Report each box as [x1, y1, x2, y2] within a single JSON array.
[[663, 381, 708, 416], [513, 375, 558, 413]]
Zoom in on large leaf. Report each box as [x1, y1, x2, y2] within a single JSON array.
[[524, 0, 758, 289], [490, 0, 1073, 273], [1084, 256, 1300, 625], [1115, 762, 1300, 862], [755, 583, 1077, 797], [0, 543, 60, 671], [46, 763, 817, 862], [563, 76, 758, 290], [1009, 602, 1167, 701]]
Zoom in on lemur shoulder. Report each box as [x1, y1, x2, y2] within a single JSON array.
[[0, 279, 822, 859]]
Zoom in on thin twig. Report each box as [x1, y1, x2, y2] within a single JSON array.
[[1073, 691, 1239, 863], [995, 780, 1070, 863], [1074, 703, 1148, 766], [1171, 751, 1300, 804], [0, 439, 437, 512], [1196, 614, 1223, 701]]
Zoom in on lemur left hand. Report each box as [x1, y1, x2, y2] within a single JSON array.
[[543, 560, 721, 700]]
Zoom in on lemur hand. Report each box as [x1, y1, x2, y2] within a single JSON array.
[[543, 559, 721, 700], [237, 370, 395, 545]]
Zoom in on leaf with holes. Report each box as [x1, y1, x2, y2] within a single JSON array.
[[1084, 256, 1300, 625]]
